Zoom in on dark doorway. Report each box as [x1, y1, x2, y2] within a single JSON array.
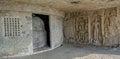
[[32, 13, 50, 48]]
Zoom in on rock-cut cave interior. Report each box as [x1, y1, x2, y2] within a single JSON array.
[[0, 0, 120, 59]]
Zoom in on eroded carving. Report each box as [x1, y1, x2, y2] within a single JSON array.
[[103, 7, 117, 39], [64, 7, 119, 46], [64, 11, 89, 44], [75, 16, 88, 44], [91, 11, 103, 45]]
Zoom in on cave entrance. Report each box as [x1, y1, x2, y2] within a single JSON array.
[[32, 13, 50, 51]]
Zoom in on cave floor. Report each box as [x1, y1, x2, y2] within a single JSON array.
[[1, 44, 120, 59]]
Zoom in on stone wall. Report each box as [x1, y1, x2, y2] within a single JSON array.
[[0, 11, 33, 56], [50, 15, 64, 48], [64, 7, 120, 46], [64, 11, 89, 44], [0, 0, 64, 57]]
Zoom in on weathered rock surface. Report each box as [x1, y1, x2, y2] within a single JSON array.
[[64, 7, 120, 46]]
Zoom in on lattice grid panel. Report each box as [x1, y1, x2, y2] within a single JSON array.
[[3, 17, 21, 37]]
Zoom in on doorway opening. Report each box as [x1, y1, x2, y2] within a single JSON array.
[[32, 13, 50, 51]]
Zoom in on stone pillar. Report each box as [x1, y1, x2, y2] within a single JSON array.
[[50, 15, 64, 48]]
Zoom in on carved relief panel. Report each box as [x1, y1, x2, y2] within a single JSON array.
[[64, 7, 119, 46], [103, 7, 118, 46], [75, 16, 88, 44], [103, 7, 117, 39], [64, 12, 89, 44], [63, 13, 76, 43], [91, 11, 103, 45]]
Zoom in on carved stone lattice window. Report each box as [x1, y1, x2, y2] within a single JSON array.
[[4, 17, 21, 37]]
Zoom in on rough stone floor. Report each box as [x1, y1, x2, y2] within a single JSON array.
[[1, 44, 120, 59]]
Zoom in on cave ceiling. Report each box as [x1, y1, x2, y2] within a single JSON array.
[[12, 0, 120, 12]]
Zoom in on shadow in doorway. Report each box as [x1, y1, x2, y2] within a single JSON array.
[[32, 13, 50, 52]]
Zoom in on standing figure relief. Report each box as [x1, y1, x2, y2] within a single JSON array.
[[91, 13, 103, 45], [94, 19, 100, 44]]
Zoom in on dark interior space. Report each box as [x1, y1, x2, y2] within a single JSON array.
[[32, 14, 51, 47]]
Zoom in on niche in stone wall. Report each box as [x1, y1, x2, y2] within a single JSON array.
[[103, 7, 117, 39], [64, 11, 89, 44], [103, 7, 118, 46], [90, 11, 103, 45], [75, 16, 88, 44]]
